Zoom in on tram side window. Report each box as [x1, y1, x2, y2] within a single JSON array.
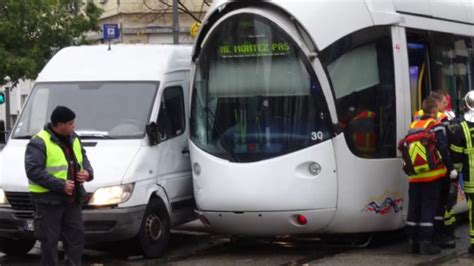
[[320, 27, 396, 158], [453, 37, 473, 111]]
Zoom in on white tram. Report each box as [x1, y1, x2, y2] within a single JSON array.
[[189, 0, 474, 235]]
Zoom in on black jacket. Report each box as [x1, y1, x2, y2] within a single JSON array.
[[419, 115, 455, 173], [24, 124, 94, 203]]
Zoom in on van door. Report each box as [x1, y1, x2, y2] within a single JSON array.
[[155, 80, 193, 210]]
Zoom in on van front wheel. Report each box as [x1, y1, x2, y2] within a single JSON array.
[[136, 199, 170, 258], [1, 239, 36, 256]]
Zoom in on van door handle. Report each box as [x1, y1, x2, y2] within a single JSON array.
[[182, 147, 190, 155]]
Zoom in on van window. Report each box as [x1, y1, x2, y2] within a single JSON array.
[[12, 82, 158, 139], [157, 86, 185, 141]]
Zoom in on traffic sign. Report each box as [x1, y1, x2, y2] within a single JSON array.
[[103, 24, 120, 40]]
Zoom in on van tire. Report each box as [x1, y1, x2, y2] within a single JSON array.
[[1, 239, 36, 256], [136, 198, 170, 258]]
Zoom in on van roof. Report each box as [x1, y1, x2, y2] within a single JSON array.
[[37, 44, 192, 82]]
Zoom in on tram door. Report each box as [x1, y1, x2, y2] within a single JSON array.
[[407, 31, 432, 117]]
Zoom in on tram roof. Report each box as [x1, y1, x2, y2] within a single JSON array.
[[202, 0, 474, 51]]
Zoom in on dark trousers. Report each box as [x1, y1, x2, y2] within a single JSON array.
[[406, 180, 440, 242], [434, 176, 452, 235], [34, 200, 84, 266], [467, 193, 474, 246]]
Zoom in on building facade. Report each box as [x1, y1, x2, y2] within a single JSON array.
[[0, 80, 34, 134], [88, 0, 210, 44], [0, 1, 209, 135]]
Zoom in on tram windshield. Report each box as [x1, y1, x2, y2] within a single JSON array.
[[191, 14, 332, 162]]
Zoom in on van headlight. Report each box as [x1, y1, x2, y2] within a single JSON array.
[[88, 184, 134, 206], [0, 188, 9, 206]]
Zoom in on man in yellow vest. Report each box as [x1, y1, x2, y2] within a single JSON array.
[[25, 106, 93, 266]]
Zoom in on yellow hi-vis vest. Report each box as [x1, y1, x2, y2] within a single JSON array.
[[450, 121, 474, 194], [413, 109, 447, 121], [28, 130, 83, 193]]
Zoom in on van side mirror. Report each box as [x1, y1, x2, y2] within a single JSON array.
[[146, 122, 160, 146]]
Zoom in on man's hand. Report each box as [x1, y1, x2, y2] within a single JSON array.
[[449, 169, 458, 180], [76, 170, 90, 184], [64, 180, 75, 196]]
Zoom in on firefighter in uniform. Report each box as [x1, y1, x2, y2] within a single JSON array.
[[413, 91, 448, 122], [348, 108, 376, 157], [429, 91, 459, 248], [25, 106, 94, 266], [405, 97, 457, 255], [450, 91, 474, 254]]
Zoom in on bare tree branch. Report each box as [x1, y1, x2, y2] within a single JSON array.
[[178, 1, 201, 23], [143, 0, 203, 23]]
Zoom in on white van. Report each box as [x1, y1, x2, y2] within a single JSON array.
[[0, 45, 195, 258]]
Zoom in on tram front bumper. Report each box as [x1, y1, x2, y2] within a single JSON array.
[[197, 208, 336, 236]]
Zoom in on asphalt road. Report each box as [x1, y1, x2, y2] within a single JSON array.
[[1, 221, 473, 265]]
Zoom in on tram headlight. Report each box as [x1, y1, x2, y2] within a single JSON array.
[[89, 184, 134, 206], [308, 162, 321, 176]]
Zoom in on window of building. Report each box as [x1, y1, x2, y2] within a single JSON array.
[[157, 86, 185, 141], [320, 27, 396, 158]]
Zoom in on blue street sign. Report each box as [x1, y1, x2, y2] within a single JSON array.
[[103, 24, 120, 40]]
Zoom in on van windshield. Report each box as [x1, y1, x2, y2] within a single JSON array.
[[12, 82, 158, 139]]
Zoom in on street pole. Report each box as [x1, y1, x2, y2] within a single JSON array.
[[4, 85, 10, 133], [173, 0, 179, 44], [3, 77, 11, 138]]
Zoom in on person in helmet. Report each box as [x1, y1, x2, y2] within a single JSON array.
[[449, 91, 474, 254]]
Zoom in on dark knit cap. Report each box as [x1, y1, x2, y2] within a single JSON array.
[[50, 106, 76, 124]]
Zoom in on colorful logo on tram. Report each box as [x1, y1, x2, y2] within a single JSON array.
[[363, 197, 403, 215], [363, 191, 404, 215]]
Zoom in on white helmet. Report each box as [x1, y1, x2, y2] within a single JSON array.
[[464, 91, 474, 122], [465, 91, 474, 111]]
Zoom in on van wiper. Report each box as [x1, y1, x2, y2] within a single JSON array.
[[13, 135, 33, 139], [76, 130, 115, 139]]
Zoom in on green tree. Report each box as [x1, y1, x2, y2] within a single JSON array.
[[0, 0, 102, 85]]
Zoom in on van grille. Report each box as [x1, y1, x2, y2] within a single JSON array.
[[5, 192, 33, 211], [5, 192, 34, 219]]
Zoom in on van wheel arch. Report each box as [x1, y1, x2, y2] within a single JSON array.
[[135, 196, 170, 258]]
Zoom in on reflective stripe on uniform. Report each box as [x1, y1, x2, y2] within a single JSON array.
[[450, 144, 464, 153], [461, 122, 474, 183], [409, 165, 447, 183], [419, 222, 433, 227], [444, 208, 456, 226], [45, 166, 68, 173], [465, 183, 474, 194]]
